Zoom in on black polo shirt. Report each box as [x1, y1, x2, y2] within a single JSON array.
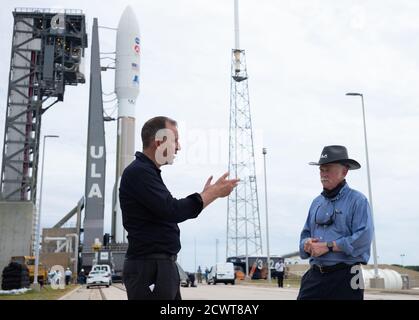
[[119, 152, 203, 259]]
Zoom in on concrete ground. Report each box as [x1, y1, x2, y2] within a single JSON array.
[[61, 283, 419, 300]]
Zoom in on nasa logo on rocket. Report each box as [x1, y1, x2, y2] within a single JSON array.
[[134, 36, 140, 54], [132, 37, 140, 86]]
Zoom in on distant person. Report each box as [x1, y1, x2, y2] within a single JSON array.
[[205, 267, 210, 282], [197, 266, 202, 284], [55, 270, 62, 285], [274, 260, 285, 288], [78, 269, 86, 284], [65, 267, 72, 285], [48, 269, 56, 285], [298, 145, 373, 300], [120, 116, 239, 300], [188, 272, 196, 287]]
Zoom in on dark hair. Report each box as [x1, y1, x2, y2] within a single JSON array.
[[141, 116, 177, 149]]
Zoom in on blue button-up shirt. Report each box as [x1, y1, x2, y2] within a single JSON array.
[[299, 183, 373, 266]]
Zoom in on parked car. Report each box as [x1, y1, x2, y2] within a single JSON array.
[[177, 262, 188, 287], [177, 262, 195, 288], [186, 272, 196, 287], [208, 262, 235, 285], [86, 270, 111, 288], [111, 271, 123, 283], [91, 264, 112, 285], [92, 263, 121, 283], [92, 264, 111, 274]]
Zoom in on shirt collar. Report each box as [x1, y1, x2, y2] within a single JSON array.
[[322, 181, 349, 201], [135, 151, 161, 173]]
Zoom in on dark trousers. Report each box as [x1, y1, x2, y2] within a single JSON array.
[[123, 258, 181, 300], [297, 266, 364, 300], [277, 272, 284, 287]]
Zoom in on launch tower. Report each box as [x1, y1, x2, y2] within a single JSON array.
[[0, 8, 87, 278]]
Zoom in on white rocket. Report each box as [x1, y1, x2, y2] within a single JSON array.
[[113, 6, 140, 243]]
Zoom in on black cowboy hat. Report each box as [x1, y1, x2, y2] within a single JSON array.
[[309, 145, 361, 170]]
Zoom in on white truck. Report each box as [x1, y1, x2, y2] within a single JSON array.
[[207, 262, 235, 285]]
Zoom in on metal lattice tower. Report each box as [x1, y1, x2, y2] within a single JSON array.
[[226, 0, 262, 260]]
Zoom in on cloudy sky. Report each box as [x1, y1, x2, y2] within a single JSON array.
[[1, 0, 418, 271]]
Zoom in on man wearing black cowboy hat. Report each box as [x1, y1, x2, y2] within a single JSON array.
[[297, 145, 374, 300]]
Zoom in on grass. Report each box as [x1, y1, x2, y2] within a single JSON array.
[[0, 284, 79, 300]]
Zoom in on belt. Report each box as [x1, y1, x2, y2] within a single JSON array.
[[136, 253, 177, 261], [312, 263, 360, 274]]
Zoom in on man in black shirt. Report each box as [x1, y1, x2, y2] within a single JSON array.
[[120, 116, 239, 300]]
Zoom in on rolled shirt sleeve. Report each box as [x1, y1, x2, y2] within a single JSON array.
[[335, 197, 374, 258], [299, 237, 311, 260], [299, 208, 313, 259]]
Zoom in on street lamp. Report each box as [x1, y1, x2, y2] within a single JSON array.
[[262, 147, 271, 282], [346, 92, 380, 281], [215, 238, 219, 264], [33, 135, 59, 287], [194, 237, 197, 273], [400, 254, 406, 267]]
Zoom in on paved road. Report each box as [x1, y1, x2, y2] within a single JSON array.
[[60, 285, 103, 300], [62, 283, 419, 300]]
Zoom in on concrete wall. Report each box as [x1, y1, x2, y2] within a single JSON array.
[[0, 201, 34, 287], [42, 227, 77, 253], [41, 228, 79, 275], [40, 252, 72, 272]]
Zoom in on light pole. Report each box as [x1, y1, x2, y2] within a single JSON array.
[[194, 237, 197, 272], [346, 93, 380, 281], [262, 147, 271, 282], [33, 135, 59, 287], [400, 254, 406, 267], [215, 238, 219, 264]]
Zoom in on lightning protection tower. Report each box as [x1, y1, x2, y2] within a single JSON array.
[[226, 0, 262, 268]]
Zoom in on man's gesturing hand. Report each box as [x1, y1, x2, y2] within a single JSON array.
[[200, 172, 240, 208]]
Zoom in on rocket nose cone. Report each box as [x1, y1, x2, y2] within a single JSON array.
[[117, 6, 139, 33]]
